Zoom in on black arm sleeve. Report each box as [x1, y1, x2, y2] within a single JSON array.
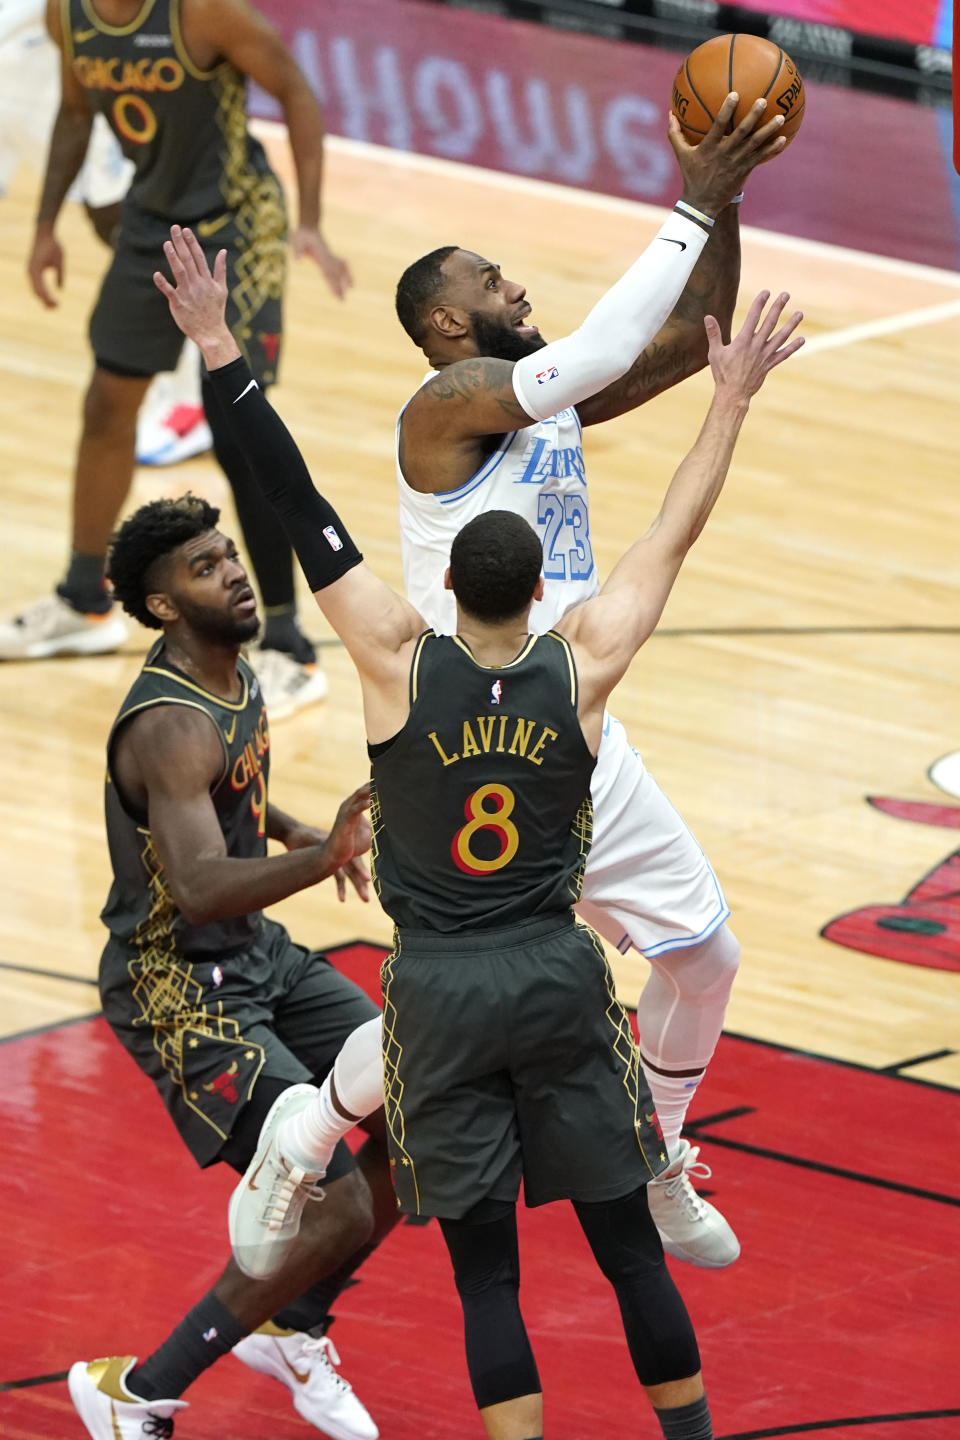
[[206, 356, 362, 593]]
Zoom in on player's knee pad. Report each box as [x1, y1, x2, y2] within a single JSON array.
[[653, 922, 741, 1001], [440, 1202, 520, 1297], [574, 1186, 700, 1385]]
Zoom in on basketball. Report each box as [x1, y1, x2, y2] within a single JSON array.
[[671, 33, 804, 151]]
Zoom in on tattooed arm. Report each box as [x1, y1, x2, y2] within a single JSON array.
[[27, 0, 94, 307], [400, 356, 535, 494], [575, 206, 741, 428]]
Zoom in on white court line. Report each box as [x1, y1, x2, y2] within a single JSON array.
[[256, 124, 960, 294], [798, 297, 960, 355]]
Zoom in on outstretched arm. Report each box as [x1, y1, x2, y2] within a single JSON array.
[[154, 226, 423, 740], [402, 99, 782, 457], [560, 290, 804, 710], [576, 204, 741, 427]]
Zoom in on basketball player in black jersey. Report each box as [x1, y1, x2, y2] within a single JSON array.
[[0, 0, 348, 719], [159, 225, 803, 1440], [67, 497, 391, 1440]]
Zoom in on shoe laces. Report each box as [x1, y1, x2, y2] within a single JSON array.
[[142, 1418, 175, 1439], [658, 1145, 712, 1220], [260, 1155, 325, 1231], [299, 1335, 353, 1395]]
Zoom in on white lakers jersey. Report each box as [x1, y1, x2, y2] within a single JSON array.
[[398, 396, 599, 635]]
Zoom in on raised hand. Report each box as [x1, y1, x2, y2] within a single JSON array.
[[668, 93, 788, 215], [152, 224, 239, 367], [704, 289, 805, 399]]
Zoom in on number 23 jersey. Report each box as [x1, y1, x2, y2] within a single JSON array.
[[369, 631, 596, 934], [398, 397, 597, 636]]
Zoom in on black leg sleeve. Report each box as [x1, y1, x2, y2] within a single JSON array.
[[202, 374, 296, 612], [573, 1186, 701, 1387], [439, 1203, 541, 1411]]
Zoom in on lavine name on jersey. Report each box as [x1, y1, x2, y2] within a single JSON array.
[[428, 714, 559, 769]]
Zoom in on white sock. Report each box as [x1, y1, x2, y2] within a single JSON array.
[[280, 1015, 384, 1173]]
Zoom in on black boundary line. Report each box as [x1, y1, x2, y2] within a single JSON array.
[[0, 1370, 69, 1393], [717, 1409, 960, 1438], [878, 1048, 955, 1073], [0, 1012, 101, 1047], [709, 1027, 960, 1098], [680, 1131, 960, 1208], [0, 959, 98, 986]]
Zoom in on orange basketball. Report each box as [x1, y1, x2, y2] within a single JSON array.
[[671, 33, 804, 152]]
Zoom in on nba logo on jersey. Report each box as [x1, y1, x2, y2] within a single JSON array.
[[535, 365, 559, 385], [490, 679, 503, 705], [323, 525, 343, 551]]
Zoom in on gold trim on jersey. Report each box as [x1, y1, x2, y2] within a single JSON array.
[[61, 0, 75, 64], [209, 66, 287, 377], [126, 831, 266, 1140], [547, 629, 578, 708], [111, 696, 231, 793], [380, 938, 421, 1213], [581, 922, 665, 1177], [79, 0, 157, 38], [451, 633, 538, 671], [409, 630, 432, 705], [142, 663, 249, 711], [368, 778, 383, 904], [568, 795, 593, 903], [169, 0, 229, 80]]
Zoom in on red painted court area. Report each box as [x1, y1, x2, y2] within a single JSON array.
[[1, 942, 958, 1439]]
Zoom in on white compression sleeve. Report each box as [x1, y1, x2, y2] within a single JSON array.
[[511, 211, 710, 423]]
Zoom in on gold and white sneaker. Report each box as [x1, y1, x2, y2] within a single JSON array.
[[0, 593, 127, 660], [233, 1325, 378, 1440], [647, 1139, 740, 1268], [252, 646, 328, 721], [68, 1355, 187, 1439]]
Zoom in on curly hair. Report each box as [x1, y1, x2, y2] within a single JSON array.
[[449, 510, 543, 624], [395, 245, 459, 345], [107, 494, 221, 629]]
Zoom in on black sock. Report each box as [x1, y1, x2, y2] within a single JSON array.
[[654, 1394, 713, 1439], [272, 1240, 378, 1335], [202, 375, 298, 617], [260, 606, 317, 665], [127, 1293, 246, 1400], [57, 553, 111, 614]]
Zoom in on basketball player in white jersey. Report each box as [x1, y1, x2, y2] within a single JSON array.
[[388, 96, 789, 1268]]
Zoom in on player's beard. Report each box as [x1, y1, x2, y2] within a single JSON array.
[[176, 594, 261, 647], [469, 310, 547, 362]]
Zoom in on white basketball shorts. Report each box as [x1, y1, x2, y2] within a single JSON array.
[[576, 713, 729, 959]]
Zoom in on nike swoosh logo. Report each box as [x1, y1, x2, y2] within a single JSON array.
[[74, 26, 97, 40], [224, 715, 237, 744], [660, 237, 687, 251], [247, 1154, 268, 1192], [233, 378, 258, 404], [197, 214, 230, 238], [277, 1349, 311, 1386]]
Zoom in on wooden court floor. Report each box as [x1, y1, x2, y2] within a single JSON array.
[[1, 129, 959, 1100]]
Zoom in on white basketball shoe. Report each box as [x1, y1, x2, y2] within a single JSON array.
[[228, 1083, 325, 1279], [68, 1356, 187, 1439], [0, 593, 127, 659], [233, 1325, 378, 1440], [647, 1139, 741, 1268]]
